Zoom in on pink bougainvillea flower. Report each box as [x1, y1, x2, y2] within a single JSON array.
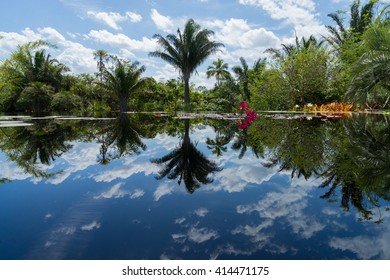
[[245, 110, 258, 123], [237, 101, 249, 111]]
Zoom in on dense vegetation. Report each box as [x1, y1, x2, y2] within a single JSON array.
[[0, 1, 389, 115]]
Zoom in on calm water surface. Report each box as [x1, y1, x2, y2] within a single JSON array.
[[0, 113, 389, 259]]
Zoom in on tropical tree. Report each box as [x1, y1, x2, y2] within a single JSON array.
[[206, 58, 231, 87], [232, 57, 266, 102], [346, 5, 390, 106], [0, 40, 69, 112], [326, 0, 378, 52], [93, 49, 109, 82], [150, 19, 223, 111], [101, 58, 146, 112], [17, 82, 54, 115]]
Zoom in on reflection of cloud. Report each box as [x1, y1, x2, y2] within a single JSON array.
[[194, 208, 208, 217], [81, 221, 101, 231], [130, 189, 145, 199], [175, 217, 186, 225], [210, 155, 278, 193], [329, 214, 390, 259], [44, 213, 53, 220], [94, 157, 158, 183], [153, 183, 174, 201], [0, 159, 33, 181], [237, 177, 325, 240], [56, 226, 76, 235], [94, 183, 145, 200], [173, 227, 219, 244], [48, 142, 100, 185], [232, 220, 273, 242], [188, 227, 219, 243]]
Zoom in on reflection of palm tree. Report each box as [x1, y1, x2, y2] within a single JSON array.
[[97, 113, 146, 164], [151, 119, 222, 193], [206, 133, 230, 157]]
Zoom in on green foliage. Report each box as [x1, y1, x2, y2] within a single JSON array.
[[51, 91, 83, 113], [346, 5, 390, 107]]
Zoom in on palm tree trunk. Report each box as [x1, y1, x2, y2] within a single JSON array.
[[119, 94, 129, 112], [183, 74, 191, 112]]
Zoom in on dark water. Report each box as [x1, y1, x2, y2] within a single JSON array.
[[0, 113, 389, 260]]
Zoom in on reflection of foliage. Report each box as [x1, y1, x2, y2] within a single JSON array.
[[151, 119, 222, 193], [0, 120, 75, 178], [245, 114, 390, 222], [96, 113, 146, 164], [319, 115, 390, 222]]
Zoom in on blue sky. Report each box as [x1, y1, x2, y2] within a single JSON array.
[[0, 0, 364, 87]]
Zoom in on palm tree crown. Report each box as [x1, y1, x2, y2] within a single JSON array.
[[206, 58, 231, 87], [150, 19, 223, 111]]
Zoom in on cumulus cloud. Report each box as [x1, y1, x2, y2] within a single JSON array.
[[87, 29, 157, 53], [204, 18, 280, 49], [0, 27, 96, 74], [87, 11, 142, 30], [238, 0, 327, 37], [150, 9, 174, 32]]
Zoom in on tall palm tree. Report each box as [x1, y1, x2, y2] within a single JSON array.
[[102, 58, 146, 112], [232, 57, 266, 101], [206, 58, 231, 87], [93, 49, 109, 82], [150, 19, 223, 111], [151, 119, 222, 193]]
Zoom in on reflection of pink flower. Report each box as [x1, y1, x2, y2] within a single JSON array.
[[245, 110, 258, 123], [237, 101, 249, 111], [237, 120, 250, 129], [236, 101, 258, 130]]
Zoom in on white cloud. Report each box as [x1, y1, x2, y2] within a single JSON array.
[[88, 29, 157, 53], [87, 11, 142, 30], [239, 0, 327, 38], [81, 221, 101, 231], [0, 27, 96, 74], [150, 9, 174, 32], [153, 183, 175, 201], [204, 18, 280, 49]]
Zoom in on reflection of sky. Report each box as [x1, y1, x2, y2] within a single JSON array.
[[0, 120, 390, 260]]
